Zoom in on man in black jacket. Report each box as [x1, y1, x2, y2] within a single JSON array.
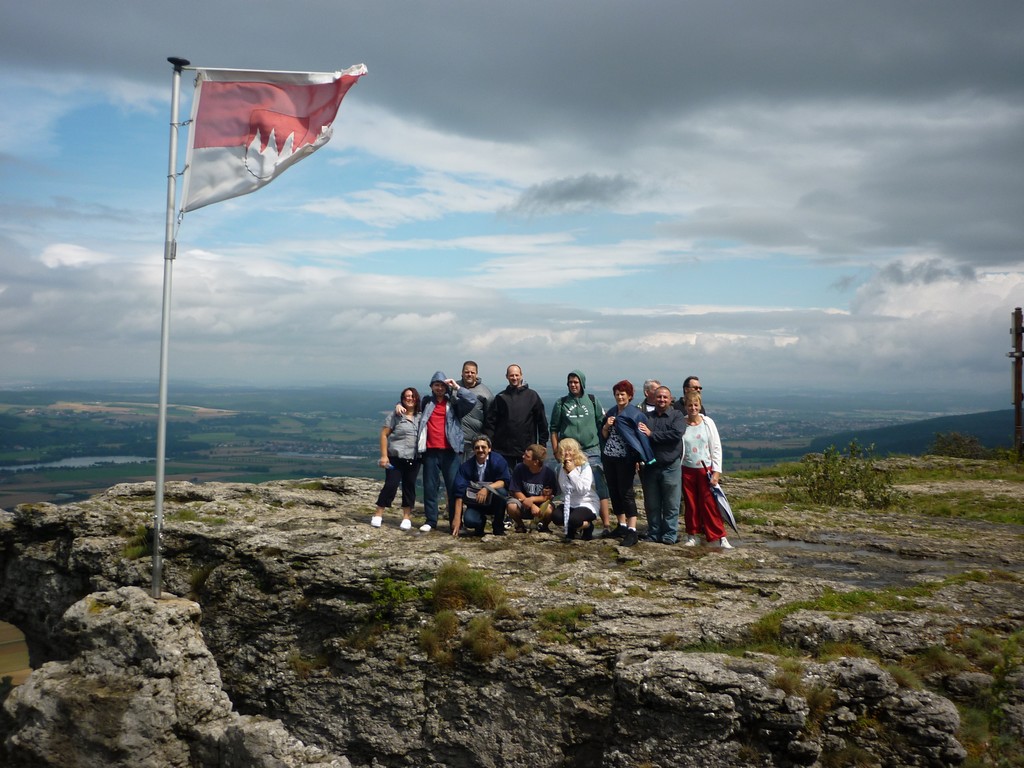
[[484, 364, 549, 471]]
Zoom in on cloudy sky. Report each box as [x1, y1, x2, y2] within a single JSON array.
[[1, 1, 1022, 403]]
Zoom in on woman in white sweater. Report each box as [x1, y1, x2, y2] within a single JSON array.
[[554, 438, 600, 540]]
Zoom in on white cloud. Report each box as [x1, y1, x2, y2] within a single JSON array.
[[1, 2, 1022, 402], [303, 172, 519, 227], [853, 263, 1024, 320], [38, 243, 113, 268], [333, 102, 547, 183]]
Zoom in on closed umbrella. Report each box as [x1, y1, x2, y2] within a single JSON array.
[[702, 462, 738, 534]]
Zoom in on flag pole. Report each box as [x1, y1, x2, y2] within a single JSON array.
[[153, 56, 190, 598]]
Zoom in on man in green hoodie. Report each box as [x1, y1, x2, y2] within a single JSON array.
[[549, 370, 612, 532]]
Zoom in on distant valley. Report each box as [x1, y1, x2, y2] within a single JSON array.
[[0, 382, 1015, 509]]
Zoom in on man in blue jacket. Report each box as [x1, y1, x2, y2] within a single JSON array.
[[451, 436, 511, 537]]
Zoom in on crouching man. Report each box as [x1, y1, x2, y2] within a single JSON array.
[[506, 443, 558, 532], [452, 436, 511, 537]]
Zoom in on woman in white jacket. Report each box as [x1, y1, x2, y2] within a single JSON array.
[[554, 438, 600, 541], [681, 392, 731, 549]]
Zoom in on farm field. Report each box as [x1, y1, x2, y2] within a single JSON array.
[[0, 385, 387, 509]]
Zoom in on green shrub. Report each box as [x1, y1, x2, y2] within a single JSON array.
[[805, 684, 835, 724], [784, 441, 900, 508], [909, 645, 972, 677], [747, 608, 789, 646], [957, 659, 1024, 768], [929, 432, 991, 459], [418, 563, 516, 666], [660, 633, 683, 649], [421, 611, 510, 665], [772, 664, 804, 696], [816, 641, 874, 662], [341, 623, 386, 651], [958, 704, 993, 764], [371, 577, 424, 620], [819, 744, 877, 768], [537, 604, 594, 632], [432, 609, 459, 640]]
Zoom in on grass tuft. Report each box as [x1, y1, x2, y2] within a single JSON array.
[[419, 610, 459, 666], [122, 524, 152, 560], [883, 663, 923, 690], [462, 615, 508, 663], [535, 604, 594, 644], [188, 565, 215, 597], [286, 649, 328, 679], [431, 561, 506, 612]]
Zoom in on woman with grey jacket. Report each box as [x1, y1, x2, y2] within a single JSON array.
[[371, 387, 422, 530]]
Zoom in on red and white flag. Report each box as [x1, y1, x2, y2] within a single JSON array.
[[180, 64, 367, 212]]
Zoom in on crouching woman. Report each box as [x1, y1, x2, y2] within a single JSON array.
[[555, 438, 600, 540]]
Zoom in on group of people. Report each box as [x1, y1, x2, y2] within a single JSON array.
[[371, 362, 733, 549]]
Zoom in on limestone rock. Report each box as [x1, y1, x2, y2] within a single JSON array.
[[2, 470, 1021, 767], [2, 587, 349, 768]]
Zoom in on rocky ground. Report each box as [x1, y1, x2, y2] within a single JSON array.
[[0, 459, 1022, 767]]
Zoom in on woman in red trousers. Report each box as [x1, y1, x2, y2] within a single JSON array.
[[680, 391, 732, 549]]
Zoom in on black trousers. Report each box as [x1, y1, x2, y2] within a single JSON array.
[[602, 455, 638, 519], [553, 504, 597, 535], [374, 457, 421, 509]]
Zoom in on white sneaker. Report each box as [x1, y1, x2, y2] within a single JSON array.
[[717, 537, 734, 549], [400, 519, 412, 531], [419, 523, 432, 532], [683, 536, 697, 547], [370, 515, 383, 528]]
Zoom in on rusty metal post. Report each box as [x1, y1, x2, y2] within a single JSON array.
[[1011, 307, 1023, 461]]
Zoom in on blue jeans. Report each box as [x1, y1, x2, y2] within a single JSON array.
[[584, 449, 610, 500], [641, 457, 681, 543], [422, 449, 459, 527]]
